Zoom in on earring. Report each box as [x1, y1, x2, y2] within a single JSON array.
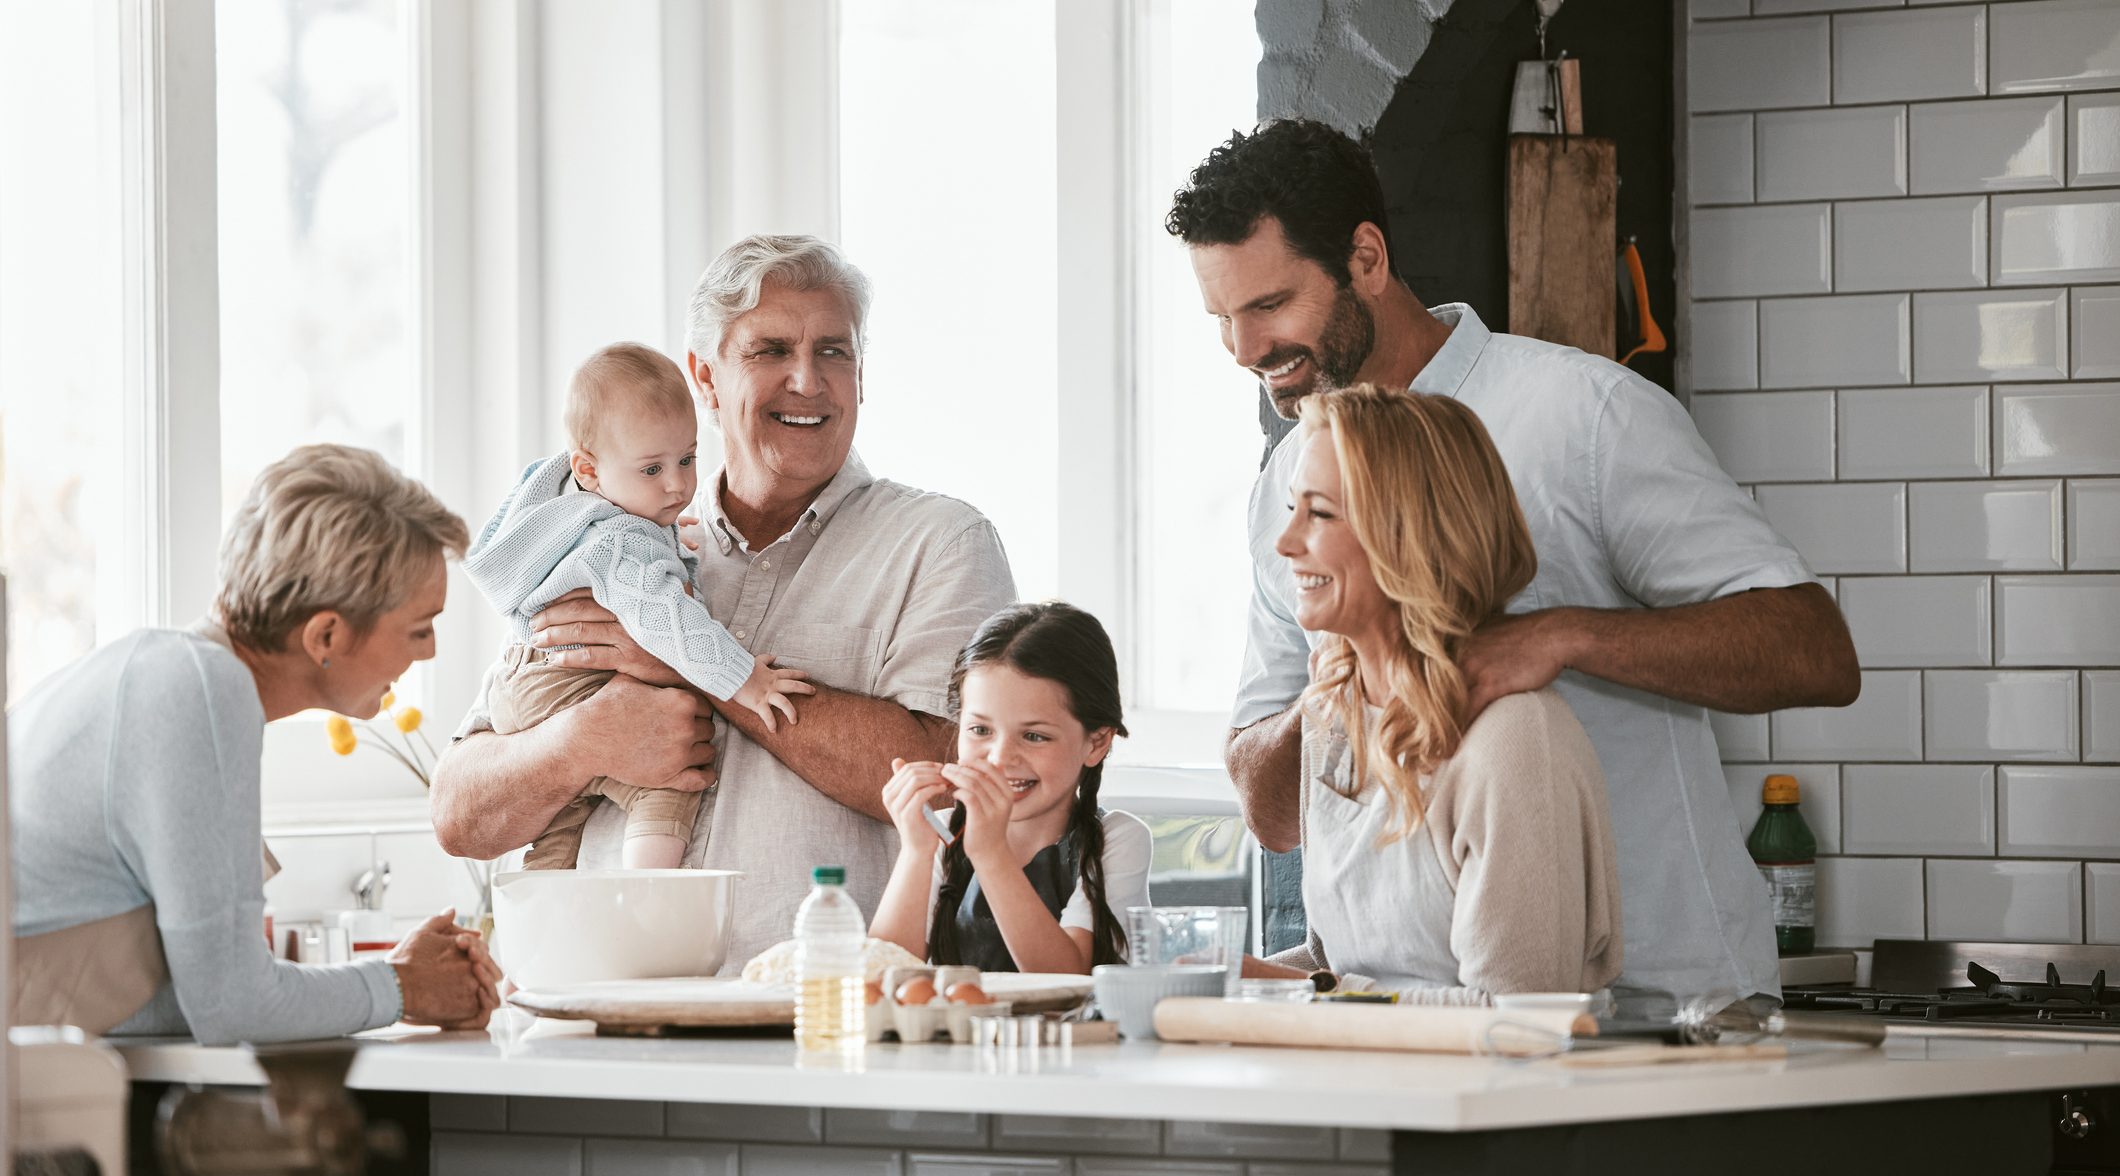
[[322, 658, 332, 669]]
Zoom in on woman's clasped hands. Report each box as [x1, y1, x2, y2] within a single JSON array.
[[387, 908, 505, 1030]]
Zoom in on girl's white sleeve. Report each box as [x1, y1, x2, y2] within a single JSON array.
[[1059, 811, 1154, 935]]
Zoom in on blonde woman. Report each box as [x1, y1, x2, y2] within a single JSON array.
[[1257, 387, 1623, 1004], [9, 445, 502, 1044]]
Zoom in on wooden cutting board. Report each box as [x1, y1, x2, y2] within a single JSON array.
[[1507, 134, 1618, 357], [509, 973, 1095, 1035]]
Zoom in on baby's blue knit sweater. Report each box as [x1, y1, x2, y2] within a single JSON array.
[[465, 453, 753, 701]]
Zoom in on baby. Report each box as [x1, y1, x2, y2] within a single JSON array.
[[465, 342, 812, 870]]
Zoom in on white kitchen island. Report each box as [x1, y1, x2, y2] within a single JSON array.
[[115, 1018, 2120, 1175]]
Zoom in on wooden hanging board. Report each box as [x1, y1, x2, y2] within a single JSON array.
[[1506, 134, 1618, 357]]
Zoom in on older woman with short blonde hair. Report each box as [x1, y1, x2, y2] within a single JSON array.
[[9, 444, 502, 1045], [1259, 386, 1624, 1004]]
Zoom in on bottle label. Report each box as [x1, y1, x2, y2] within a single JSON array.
[[1759, 863, 1816, 929]]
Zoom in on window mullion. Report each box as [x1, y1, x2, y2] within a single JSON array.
[[121, 0, 221, 629], [1054, 0, 1135, 663]]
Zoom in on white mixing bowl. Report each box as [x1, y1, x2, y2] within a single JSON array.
[[491, 868, 740, 987]]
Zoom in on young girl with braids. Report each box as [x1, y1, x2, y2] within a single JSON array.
[[869, 602, 1151, 974]]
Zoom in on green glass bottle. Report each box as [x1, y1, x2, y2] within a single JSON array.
[[1747, 774, 1817, 956]]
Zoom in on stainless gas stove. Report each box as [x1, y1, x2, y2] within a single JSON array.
[[1782, 939, 2120, 1043], [1783, 939, 2120, 1175]]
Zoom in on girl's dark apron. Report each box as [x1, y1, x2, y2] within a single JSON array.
[[949, 836, 1080, 974]]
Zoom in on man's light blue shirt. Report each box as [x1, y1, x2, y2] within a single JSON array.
[[1237, 304, 1816, 1000]]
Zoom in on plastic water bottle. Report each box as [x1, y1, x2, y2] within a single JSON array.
[[793, 865, 866, 1051]]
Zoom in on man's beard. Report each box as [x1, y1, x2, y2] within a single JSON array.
[[1263, 284, 1377, 420]]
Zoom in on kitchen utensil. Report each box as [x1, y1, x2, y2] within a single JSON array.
[[1125, 906, 1247, 994], [1090, 964, 1228, 1039], [490, 868, 739, 987], [1151, 996, 1594, 1056], [1507, 134, 1618, 357], [1679, 993, 1887, 1048]]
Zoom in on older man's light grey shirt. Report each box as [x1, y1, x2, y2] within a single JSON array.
[[1236, 305, 1816, 1002], [461, 450, 1015, 970]]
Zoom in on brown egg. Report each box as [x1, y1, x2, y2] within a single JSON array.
[[895, 977, 937, 1006], [946, 981, 993, 1006], [864, 980, 884, 1006]]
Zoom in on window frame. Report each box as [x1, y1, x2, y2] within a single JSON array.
[[105, 0, 490, 825]]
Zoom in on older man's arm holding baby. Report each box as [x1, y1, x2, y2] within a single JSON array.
[[433, 236, 1013, 879]]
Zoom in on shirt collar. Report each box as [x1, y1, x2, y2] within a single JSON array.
[[702, 448, 878, 554], [1408, 303, 1490, 400]]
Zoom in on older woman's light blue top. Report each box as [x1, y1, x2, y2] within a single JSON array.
[[9, 626, 401, 1044]]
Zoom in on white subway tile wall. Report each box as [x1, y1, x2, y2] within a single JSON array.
[[2070, 94, 2120, 186], [1911, 288, 2067, 383], [1692, 391, 1837, 482], [1687, 2, 2120, 947], [1925, 859, 2085, 942], [1841, 765, 1996, 856], [1836, 196, 1987, 293], [1996, 384, 2120, 475], [1838, 576, 1993, 668], [1836, 386, 1989, 479], [1923, 670, 2080, 761], [1690, 300, 1760, 390], [1993, 192, 2120, 285], [1757, 482, 1907, 572], [2091, 863, 2120, 944], [1755, 107, 1907, 201], [1909, 97, 2065, 194], [2087, 672, 2120, 760], [1989, 0, 2120, 95], [2073, 288, 2120, 377], [1999, 766, 2120, 857], [1907, 480, 2064, 572], [1690, 17, 1833, 112], [1691, 114, 1756, 205], [1832, 7, 1988, 106], [1693, 204, 1834, 297], [1771, 670, 1923, 760], [1816, 857, 1927, 946]]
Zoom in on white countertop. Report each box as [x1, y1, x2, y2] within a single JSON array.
[[114, 1016, 2120, 1133]]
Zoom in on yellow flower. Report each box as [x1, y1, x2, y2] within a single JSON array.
[[381, 690, 396, 710], [325, 714, 357, 756], [393, 707, 424, 734]]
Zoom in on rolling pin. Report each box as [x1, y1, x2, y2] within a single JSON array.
[[1152, 998, 1595, 1055]]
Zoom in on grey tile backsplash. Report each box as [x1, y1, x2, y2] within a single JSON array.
[[1688, 2, 2120, 947]]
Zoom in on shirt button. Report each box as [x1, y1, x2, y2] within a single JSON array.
[[733, 629, 747, 641], [759, 559, 771, 571], [808, 521, 822, 536]]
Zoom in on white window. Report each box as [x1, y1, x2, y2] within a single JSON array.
[[833, 0, 1262, 767], [1131, 0, 1266, 722], [214, 0, 414, 521], [0, 3, 130, 705], [837, 0, 1062, 601], [2, 0, 461, 821]]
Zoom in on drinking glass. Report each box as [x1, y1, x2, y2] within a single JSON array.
[[1125, 905, 1248, 995]]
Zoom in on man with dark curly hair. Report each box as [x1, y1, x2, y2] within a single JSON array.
[[1170, 119, 1861, 1003]]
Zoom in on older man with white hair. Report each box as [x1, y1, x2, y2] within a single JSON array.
[[432, 235, 1016, 968]]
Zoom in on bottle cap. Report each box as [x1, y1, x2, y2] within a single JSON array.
[[812, 865, 846, 885], [1761, 774, 1800, 805]]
